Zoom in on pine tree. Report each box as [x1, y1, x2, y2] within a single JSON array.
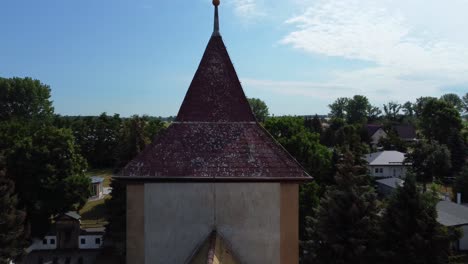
[[304, 152, 380, 264], [453, 165, 468, 203], [0, 157, 27, 264], [380, 174, 456, 264]]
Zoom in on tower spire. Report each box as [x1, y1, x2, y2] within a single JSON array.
[[212, 0, 220, 36]]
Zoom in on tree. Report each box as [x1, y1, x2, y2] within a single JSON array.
[[329, 97, 349, 119], [367, 106, 382, 123], [406, 140, 452, 192], [304, 152, 380, 264], [440, 93, 464, 112], [383, 101, 402, 121], [264, 116, 332, 182], [380, 174, 456, 264], [463, 92, 468, 113], [447, 129, 467, 177], [401, 101, 414, 117], [304, 115, 322, 135], [453, 165, 468, 204], [345, 95, 372, 124], [420, 98, 462, 144], [0, 77, 54, 121], [4, 125, 90, 237], [0, 156, 27, 264], [247, 97, 269, 122], [414, 96, 436, 117]]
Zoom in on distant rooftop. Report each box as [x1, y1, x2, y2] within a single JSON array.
[[90, 176, 104, 184], [376, 177, 404, 189], [437, 200, 468, 226], [364, 151, 407, 166]]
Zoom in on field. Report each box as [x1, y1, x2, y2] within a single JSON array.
[[79, 169, 113, 229]]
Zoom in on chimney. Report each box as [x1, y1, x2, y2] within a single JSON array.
[[457, 193, 462, 204]]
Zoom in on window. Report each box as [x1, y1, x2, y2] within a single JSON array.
[[375, 168, 379, 173], [81, 238, 86, 244], [42, 239, 47, 245], [379, 168, 383, 173], [50, 238, 55, 245], [95, 238, 101, 244]]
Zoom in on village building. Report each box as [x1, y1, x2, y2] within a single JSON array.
[[366, 124, 417, 147], [90, 176, 104, 199], [114, 1, 311, 263], [21, 212, 104, 264], [364, 150, 409, 178], [437, 200, 468, 251], [375, 177, 404, 197]]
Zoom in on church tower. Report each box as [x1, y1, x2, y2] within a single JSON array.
[[116, 1, 311, 263]]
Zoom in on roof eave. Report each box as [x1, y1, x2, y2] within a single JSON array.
[[113, 175, 313, 183]]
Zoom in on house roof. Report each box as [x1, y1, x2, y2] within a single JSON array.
[[55, 211, 81, 221], [90, 176, 104, 184], [392, 125, 416, 140], [364, 151, 407, 166], [116, 4, 310, 182], [376, 177, 404, 189], [366, 124, 384, 137], [437, 200, 468, 226], [188, 230, 241, 264]]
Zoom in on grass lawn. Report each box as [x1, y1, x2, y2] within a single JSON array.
[[79, 168, 114, 228]]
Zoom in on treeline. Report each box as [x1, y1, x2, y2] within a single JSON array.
[[254, 93, 467, 263], [0, 77, 168, 263]]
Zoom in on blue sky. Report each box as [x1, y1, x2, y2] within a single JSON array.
[[1, 0, 467, 117]]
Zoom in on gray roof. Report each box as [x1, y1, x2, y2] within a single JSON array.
[[91, 176, 104, 184], [364, 151, 407, 166], [376, 177, 404, 189], [64, 211, 81, 220], [436, 200, 468, 226]]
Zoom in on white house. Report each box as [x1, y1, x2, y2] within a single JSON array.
[[364, 151, 409, 178], [437, 200, 468, 250]]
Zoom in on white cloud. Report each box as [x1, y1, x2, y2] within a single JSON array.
[[227, 0, 266, 20], [278, 0, 468, 105]]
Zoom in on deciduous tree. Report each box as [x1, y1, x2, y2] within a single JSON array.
[[247, 97, 269, 122]]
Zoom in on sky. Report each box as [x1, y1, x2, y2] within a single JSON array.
[[1, 0, 467, 117]]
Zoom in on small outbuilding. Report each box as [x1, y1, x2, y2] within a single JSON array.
[[90, 176, 104, 199], [437, 200, 468, 251]]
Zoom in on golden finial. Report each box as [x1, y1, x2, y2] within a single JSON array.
[[213, 0, 220, 7]]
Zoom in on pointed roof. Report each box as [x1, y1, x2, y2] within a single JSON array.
[[176, 35, 255, 122], [116, 2, 310, 182]]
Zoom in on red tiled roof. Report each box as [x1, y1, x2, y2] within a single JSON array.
[[117, 29, 310, 181]]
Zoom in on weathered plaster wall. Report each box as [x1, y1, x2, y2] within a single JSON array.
[[144, 183, 283, 264], [144, 183, 214, 264], [280, 184, 299, 264], [127, 184, 145, 264]]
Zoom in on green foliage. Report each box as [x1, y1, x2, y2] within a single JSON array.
[[247, 97, 269, 122], [420, 98, 462, 144], [441, 93, 464, 112], [406, 140, 451, 192], [383, 101, 402, 121], [105, 179, 126, 260], [264, 116, 332, 182], [304, 115, 322, 135], [0, 156, 27, 264], [378, 129, 408, 152], [463, 93, 468, 114], [447, 129, 467, 176], [402, 101, 414, 116], [299, 182, 320, 241], [380, 174, 456, 264], [329, 97, 349, 120], [345, 95, 373, 124], [453, 165, 468, 203], [303, 152, 380, 264], [4, 125, 90, 237], [0, 77, 53, 121]]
